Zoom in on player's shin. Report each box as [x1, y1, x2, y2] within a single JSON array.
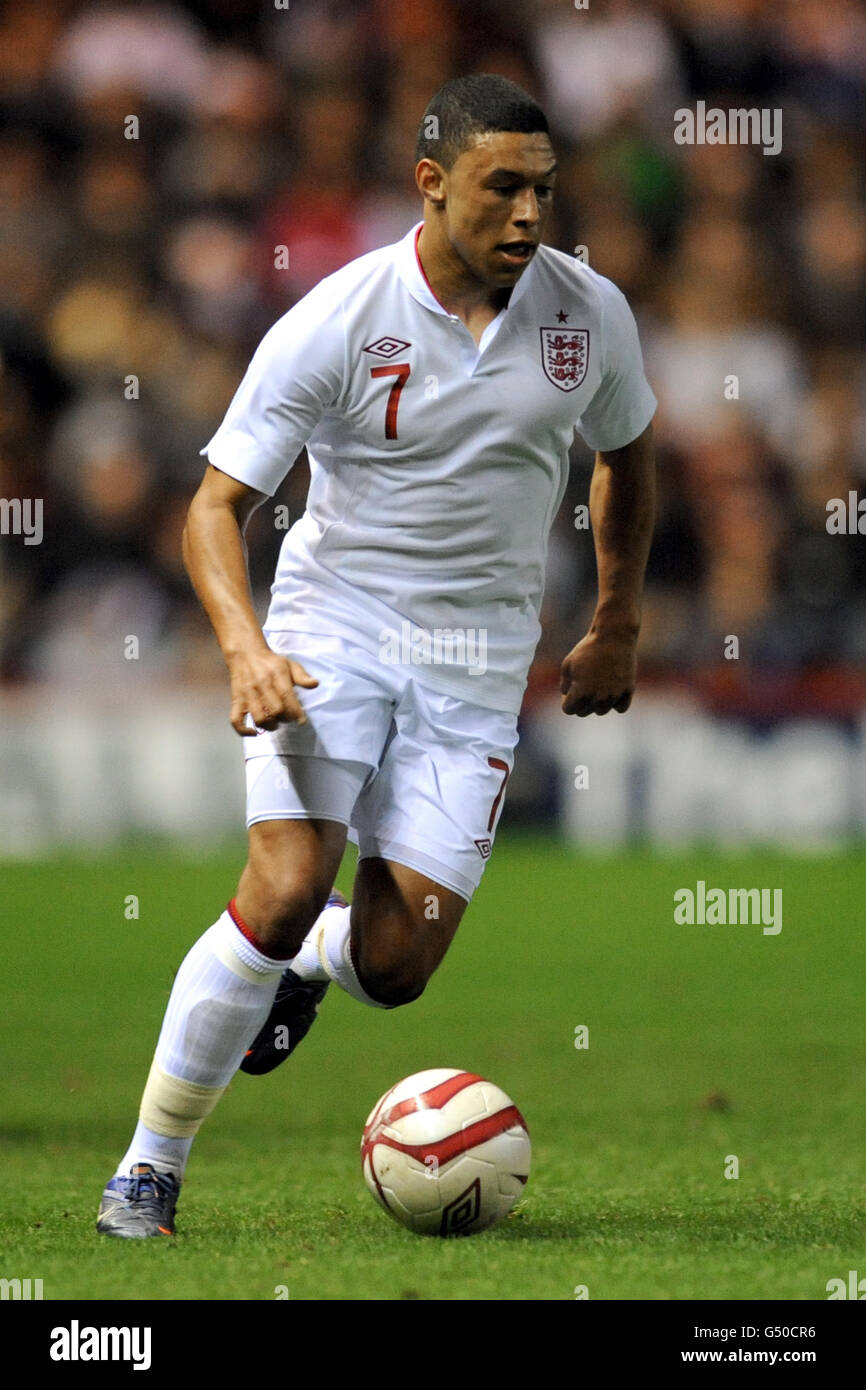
[[115, 911, 293, 1179]]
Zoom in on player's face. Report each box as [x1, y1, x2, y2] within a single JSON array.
[[436, 131, 557, 288]]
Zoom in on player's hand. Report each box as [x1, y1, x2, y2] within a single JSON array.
[[559, 629, 637, 717], [226, 648, 319, 735]]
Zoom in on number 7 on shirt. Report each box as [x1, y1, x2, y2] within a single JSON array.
[[370, 363, 411, 440]]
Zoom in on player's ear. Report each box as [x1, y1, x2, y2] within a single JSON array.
[[416, 158, 446, 206]]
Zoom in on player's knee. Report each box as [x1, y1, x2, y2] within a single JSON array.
[[243, 863, 327, 945]]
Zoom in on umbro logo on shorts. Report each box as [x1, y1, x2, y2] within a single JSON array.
[[474, 838, 492, 859], [363, 336, 412, 359]]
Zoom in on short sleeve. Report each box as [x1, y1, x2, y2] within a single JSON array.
[[577, 281, 656, 453], [200, 284, 345, 497]]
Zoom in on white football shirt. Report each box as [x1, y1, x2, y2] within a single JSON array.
[[202, 222, 656, 714]]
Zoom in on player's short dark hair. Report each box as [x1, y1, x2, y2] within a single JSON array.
[[415, 74, 549, 170]]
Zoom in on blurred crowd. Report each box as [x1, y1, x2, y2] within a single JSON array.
[[1, 0, 865, 698]]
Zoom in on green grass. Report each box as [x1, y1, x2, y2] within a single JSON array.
[[2, 838, 865, 1300]]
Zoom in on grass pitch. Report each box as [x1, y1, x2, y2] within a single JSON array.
[[2, 837, 864, 1301]]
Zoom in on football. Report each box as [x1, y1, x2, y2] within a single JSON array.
[[361, 1068, 531, 1235]]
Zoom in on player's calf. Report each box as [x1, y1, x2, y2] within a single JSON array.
[[288, 865, 446, 1011], [348, 854, 469, 1006], [350, 938, 429, 1008]]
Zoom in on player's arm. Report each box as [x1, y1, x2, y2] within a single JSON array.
[[182, 464, 318, 735], [560, 420, 656, 716]]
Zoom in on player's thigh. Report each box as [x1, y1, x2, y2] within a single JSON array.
[[245, 628, 396, 764], [237, 815, 349, 934], [236, 626, 396, 941], [237, 752, 369, 942], [352, 681, 519, 910], [350, 683, 518, 980]]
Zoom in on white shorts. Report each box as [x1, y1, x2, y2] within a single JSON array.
[[243, 630, 520, 901]]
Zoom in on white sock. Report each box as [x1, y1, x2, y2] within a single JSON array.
[[292, 903, 347, 981], [119, 1121, 195, 1180], [116, 908, 292, 1180], [293, 903, 390, 1009]]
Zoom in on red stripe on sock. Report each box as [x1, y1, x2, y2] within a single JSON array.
[[226, 899, 288, 962]]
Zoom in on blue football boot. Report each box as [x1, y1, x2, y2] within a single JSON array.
[[96, 1163, 180, 1238]]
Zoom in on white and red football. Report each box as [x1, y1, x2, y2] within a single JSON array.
[[361, 1068, 530, 1236]]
